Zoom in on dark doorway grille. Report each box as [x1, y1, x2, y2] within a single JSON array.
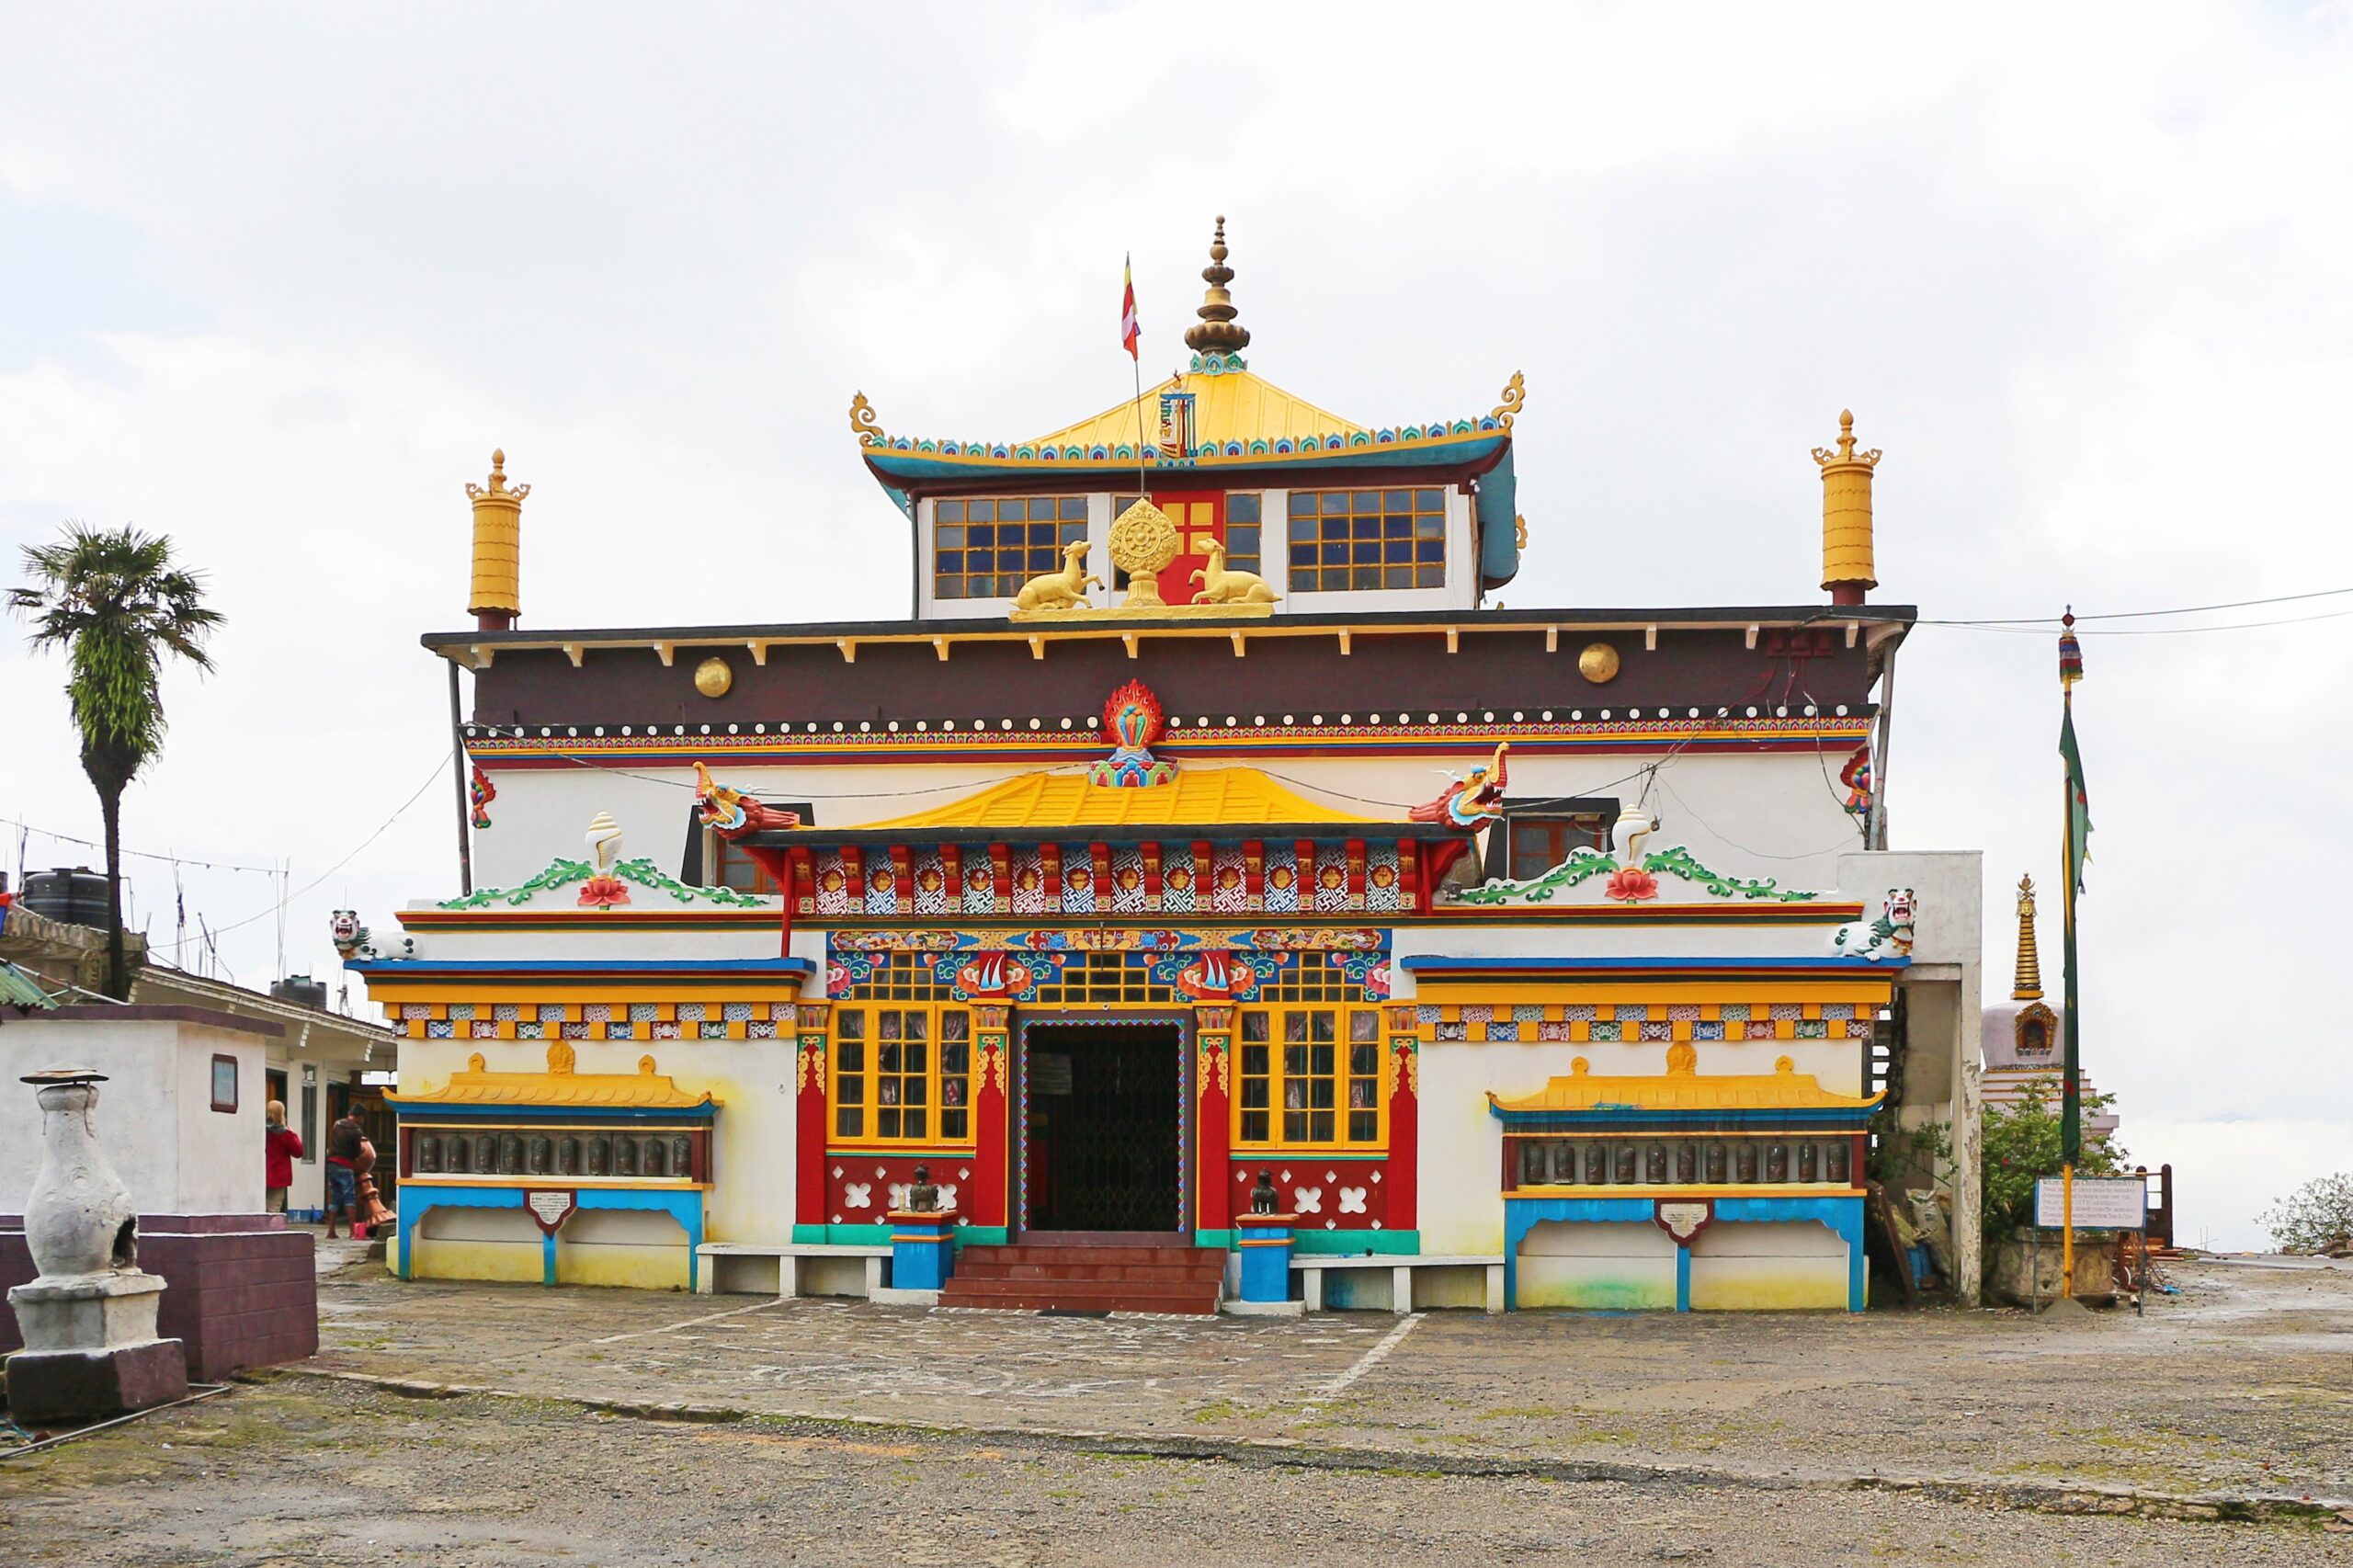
[[1023, 1022, 1182, 1233]]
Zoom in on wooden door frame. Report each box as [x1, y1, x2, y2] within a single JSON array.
[[1011, 1008, 1194, 1240]]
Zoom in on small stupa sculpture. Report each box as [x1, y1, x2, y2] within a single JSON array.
[[6, 1067, 189, 1424]]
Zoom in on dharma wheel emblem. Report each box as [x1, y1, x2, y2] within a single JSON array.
[[1108, 498, 1180, 608]]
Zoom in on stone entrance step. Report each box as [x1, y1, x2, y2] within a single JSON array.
[[938, 1239, 1223, 1315]]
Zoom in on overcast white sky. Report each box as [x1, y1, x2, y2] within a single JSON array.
[[5, 5, 2348, 1249]]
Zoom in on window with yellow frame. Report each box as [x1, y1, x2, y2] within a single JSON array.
[[1233, 1005, 1384, 1149], [831, 1003, 974, 1144]]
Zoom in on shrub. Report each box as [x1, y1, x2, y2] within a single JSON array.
[[1980, 1082, 2126, 1254], [2257, 1173, 2353, 1254]]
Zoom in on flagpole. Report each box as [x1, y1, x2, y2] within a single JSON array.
[[1123, 251, 1150, 507], [1133, 351, 1149, 503], [2058, 608, 2084, 1296]]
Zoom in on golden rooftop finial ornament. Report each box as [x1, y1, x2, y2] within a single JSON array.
[[1813, 409, 1881, 606], [849, 392, 885, 447], [2012, 874, 2044, 1001], [1183, 215, 1251, 356], [465, 448, 529, 631]]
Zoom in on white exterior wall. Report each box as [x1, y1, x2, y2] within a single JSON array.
[[464, 747, 1861, 903], [1837, 847, 1984, 1301], [0, 1015, 267, 1217]]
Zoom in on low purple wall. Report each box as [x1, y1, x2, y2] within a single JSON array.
[[0, 1213, 318, 1381]]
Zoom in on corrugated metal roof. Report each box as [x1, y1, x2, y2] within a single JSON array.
[[1030, 369, 1369, 451], [0, 959, 59, 1009], [852, 767, 1382, 833]]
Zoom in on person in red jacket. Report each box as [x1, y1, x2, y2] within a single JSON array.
[[265, 1099, 304, 1214]]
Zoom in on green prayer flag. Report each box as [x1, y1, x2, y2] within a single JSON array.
[[2060, 705, 2093, 896]]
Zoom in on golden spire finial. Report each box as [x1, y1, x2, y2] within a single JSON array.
[[465, 447, 529, 630], [1183, 214, 1251, 357], [2012, 874, 2044, 1001], [1812, 407, 1881, 607]]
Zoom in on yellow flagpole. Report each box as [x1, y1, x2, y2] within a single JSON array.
[[2061, 1163, 2074, 1295]]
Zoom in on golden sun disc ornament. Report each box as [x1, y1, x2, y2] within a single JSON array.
[[1577, 642, 1620, 684], [693, 656, 733, 699]]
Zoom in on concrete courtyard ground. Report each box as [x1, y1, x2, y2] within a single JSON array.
[[4, 1255, 2348, 1563]]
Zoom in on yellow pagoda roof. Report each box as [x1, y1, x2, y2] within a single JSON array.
[[853, 767, 1385, 834], [389, 1045, 715, 1110], [1031, 368, 1369, 454], [1489, 1052, 1882, 1114]]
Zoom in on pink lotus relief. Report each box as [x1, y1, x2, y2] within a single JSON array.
[[1604, 867, 1660, 903], [577, 875, 631, 908]]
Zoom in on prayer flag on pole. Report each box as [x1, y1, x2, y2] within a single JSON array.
[[2058, 613, 2092, 896], [1120, 256, 1141, 359], [2057, 608, 2089, 1167]]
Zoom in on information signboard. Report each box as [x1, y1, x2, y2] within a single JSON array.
[[2034, 1175, 2146, 1229]]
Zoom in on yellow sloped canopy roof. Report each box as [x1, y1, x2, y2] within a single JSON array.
[[1031, 369, 1368, 452], [1489, 1054, 1881, 1114], [854, 767, 1385, 833], [389, 1047, 714, 1109]]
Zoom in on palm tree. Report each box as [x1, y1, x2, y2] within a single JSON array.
[[12, 525, 223, 999]]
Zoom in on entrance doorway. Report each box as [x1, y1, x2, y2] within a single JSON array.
[[1021, 1021, 1183, 1234]]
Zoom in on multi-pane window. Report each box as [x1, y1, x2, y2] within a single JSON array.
[[832, 1005, 973, 1143], [934, 495, 1088, 600], [712, 835, 782, 894], [1222, 493, 1262, 574], [1506, 812, 1612, 881], [1287, 488, 1446, 593], [1235, 1006, 1384, 1147]]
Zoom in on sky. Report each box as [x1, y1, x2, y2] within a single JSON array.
[[4, 4, 2348, 1250]]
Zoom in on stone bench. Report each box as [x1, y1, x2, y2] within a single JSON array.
[[1292, 1254, 1505, 1313], [695, 1243, 892, 1299]]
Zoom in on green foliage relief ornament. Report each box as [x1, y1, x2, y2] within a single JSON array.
[[438, 856, 767, 910], [1453, 846, 1818, 905]]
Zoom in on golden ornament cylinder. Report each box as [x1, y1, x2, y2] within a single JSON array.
[[694, 656, 733, 699], [1819, 459, 1876, 594], [1577, 642, 1620, 684], [468, 493, 523, 617]]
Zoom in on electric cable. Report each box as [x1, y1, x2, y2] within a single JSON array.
[[0, 818, 281, 875], [1918, 585, 2353, 626], [1917, 606, 2353, 636], [167, 750, 452, 945]]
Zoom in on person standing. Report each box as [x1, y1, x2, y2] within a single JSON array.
[[324, 1108, 365, 1238], [265, 1100, 303, 1214]]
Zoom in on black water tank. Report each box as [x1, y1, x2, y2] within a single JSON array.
[[270, 975, 329, 1010], [21, 867, 109, 929]]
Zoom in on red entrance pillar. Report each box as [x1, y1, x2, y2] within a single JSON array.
[[1386, 1005, 1420, 1232], [972, 1004, 1011, 1233], [1195, 1004, 1234, 1234], [794, 1002, 830, 1234]]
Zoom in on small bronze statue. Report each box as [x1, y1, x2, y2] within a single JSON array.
[[905, 1164, 939, 1212], [1249, 1169, 1279, 1215]]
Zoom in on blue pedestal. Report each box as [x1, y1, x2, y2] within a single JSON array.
[[1235, 1214, 1299, 1302], [889, 1210, 959, 1290]]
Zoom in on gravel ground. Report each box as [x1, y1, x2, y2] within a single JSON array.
[[301, 1254, 2353, 1504], [6, 1254, 2347, 1564], [4, 1378, 2349, 1566]]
